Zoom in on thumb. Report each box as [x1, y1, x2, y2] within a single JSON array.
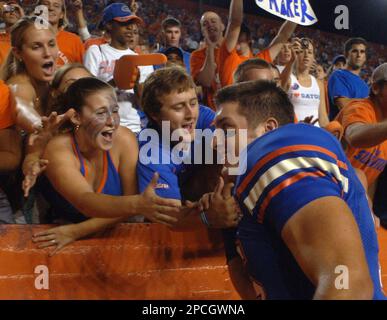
[[214, 176, 224, 197], [222, 182, 235, 199], [148, 172, 160, 190]]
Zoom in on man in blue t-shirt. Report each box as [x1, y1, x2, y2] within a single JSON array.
[[137, 66, 239, 229], [156, 17, 191, 74], [211, 80, 384, 299], [328, 37, 369, 120]]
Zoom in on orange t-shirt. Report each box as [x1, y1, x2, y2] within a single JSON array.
[[0, 80, 14, 129], [84, 36, 108, 51], [0, 32, 11, 66], [218, 41, 272, 87], [56, 30, 85, 67], [190, 46, 221, 110], [336, 98, 387, 186]]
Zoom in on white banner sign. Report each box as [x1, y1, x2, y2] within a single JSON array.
[[255, 0, 318, 26]]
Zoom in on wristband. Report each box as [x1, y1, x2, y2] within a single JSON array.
[[200, 211, 210, 227]]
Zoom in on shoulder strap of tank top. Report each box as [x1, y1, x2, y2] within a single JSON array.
[[71, 132, 88, 178]]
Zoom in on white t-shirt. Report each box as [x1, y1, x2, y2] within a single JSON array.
[[288, 74, 321, 126], [84, 44, 154, 133], [276, 65, 286, 74]]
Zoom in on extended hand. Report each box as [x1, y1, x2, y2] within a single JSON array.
[[203, 177, 241, 228], [137, 173, 181, 227], [32, 225, 79, 256], [22, 158, 49, 197]]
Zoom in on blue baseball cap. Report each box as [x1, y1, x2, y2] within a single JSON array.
[[101, 3, 143, 27], [162, 47, 184, 60], [332, 55, 346, 65]]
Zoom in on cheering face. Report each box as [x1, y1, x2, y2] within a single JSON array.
[[153, 88, 199, 143], [14, 25, 58, 83], [347, 44, 367, 70], [40, 0, 64, 26], [77, 89, 120, 151], [200, 11, 224, 43], [164, 26, 181, 48], [110, 20, 140, 49]]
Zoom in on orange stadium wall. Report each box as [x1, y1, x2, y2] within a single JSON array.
[[0, 223, 240, 300], [1, 223, 387, 299]]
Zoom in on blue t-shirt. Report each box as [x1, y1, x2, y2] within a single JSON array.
[[235, 123, 385, 300], [328, 69, 369, 120], [136, 105, 215, 200]]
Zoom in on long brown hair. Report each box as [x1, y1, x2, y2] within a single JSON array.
[[0, 15, 54, 81]]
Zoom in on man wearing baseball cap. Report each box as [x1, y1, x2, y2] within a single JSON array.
[[164, 46, 185, 68], [84, 2, 154, 134], [335, 63, 387, 223], [331, 55, 346, 70], [328, 38, 369, 120], [157, 17, 191, 73]]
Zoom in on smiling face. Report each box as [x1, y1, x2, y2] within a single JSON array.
[[76, 89, 120, 151], [152, 88, 199, 142], [14, 25, 58, 82], [200, 11, 224, 43], [40, 0, 64, 27]]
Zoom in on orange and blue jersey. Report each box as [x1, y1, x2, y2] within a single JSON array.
[[235, 123, 385, 299], [137, 105, 215, 200], [39, 134, 122, 223]]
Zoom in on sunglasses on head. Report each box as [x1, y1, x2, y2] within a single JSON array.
[[3, 4, 17, 13]]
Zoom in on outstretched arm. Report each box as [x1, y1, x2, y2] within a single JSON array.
[[8, 82, 42, 133], [43, 137, 180, 220], [268, 21, 297, 61], [282, 196, 374, 299], [72, 0, 91, 41], [223, 0, 244, 53]]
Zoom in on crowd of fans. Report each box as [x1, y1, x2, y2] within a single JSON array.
[[0, 0, 386, 300], [65, 0, 385, 81]]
